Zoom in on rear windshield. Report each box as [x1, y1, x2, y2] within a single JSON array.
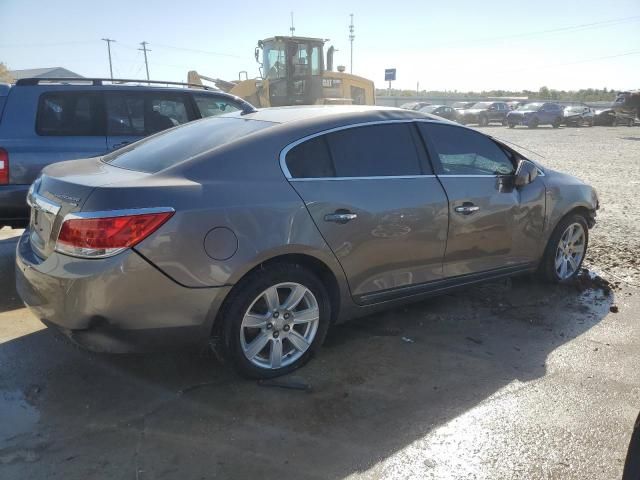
[[104, 117, 273, 173]]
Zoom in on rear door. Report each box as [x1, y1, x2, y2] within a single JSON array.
[[418, 122, 546, 277], [105, 91, 194, 151], [283, 122, 449, 303], [27, 91, 107, 181]]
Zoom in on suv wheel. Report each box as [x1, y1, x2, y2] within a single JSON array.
[[478, 115, 488, 127], [528, 117, 539, 129], [540, 214, 588, 283], [220, 264, 330, 378], [508, 122, 516, 129]]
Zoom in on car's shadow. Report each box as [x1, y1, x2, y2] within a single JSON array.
[[0, 264, 613, 478]]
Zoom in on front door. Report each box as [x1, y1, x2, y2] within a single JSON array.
[[283, 122, 449, 303], [418, 122, 546, 277]]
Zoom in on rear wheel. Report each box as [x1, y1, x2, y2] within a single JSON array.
[[478, 115, 488, 127], [528, 117, 539, 129], [552, 118, 561, 128], [540, 214, 589, 283], [220, 264, 330, 379]]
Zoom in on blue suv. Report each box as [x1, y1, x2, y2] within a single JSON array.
[[506, 102, 563, 129], [0, 78, 254, 227]]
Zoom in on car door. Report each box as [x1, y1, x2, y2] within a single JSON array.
[[283, 122, 449, 304], [105, 91, 194, 152], [418, 122, 546, 277]]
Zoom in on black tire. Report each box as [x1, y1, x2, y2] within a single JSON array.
[[528, 117, 539, 129], [219, 263, 331, 379], [478, 115, 488, 127], [501, 118, 508, 126], [539, 213, 589, 283], [552, 118, 561, 129], [508, 123, 516, 129]]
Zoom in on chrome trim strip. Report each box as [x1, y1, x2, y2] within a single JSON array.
[[279, 118, 442, 180], [27, 191, 61, 216], [62, 206, 175, 221], [437, 174, 499, 178], [289, 175, 437, 182]]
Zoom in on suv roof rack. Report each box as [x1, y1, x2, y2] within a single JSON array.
[[15, 77, 217, 90]]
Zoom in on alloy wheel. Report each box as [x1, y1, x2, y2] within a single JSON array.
[[240, 282, 320, 369], [554, 223, 586, 280]]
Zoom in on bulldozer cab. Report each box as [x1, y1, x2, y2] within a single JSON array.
[[259, 36, 325, 107]]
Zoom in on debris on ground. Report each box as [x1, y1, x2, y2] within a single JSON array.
[[610, 305, 619, 313], [572, 269, 614, 295], [401, 337, 415, 343], [257, 377, 312, 392]]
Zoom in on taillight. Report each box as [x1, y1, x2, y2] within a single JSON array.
[[0, 148, 8, 185], [55, 209, 174, 258]]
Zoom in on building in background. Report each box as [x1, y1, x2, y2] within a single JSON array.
[[8, 67, 83, 81]]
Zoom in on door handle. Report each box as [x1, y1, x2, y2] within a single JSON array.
[[454, 204, 480, 215], [324, 211, 357, 224]]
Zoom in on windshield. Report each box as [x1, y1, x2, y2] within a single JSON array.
[[471, 102, 492, 109], [517, 102, 543, 111], [104, 117, 273, 173]]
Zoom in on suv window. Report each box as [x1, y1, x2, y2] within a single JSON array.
[[326, 124, 422, 177], [419, 123, 515, 175], [104, 118, 273, 173], [286, 136, 335, 178], [36, 92, 102, 136], [193, 94, 241, 118], [106, 92, 191, 136]]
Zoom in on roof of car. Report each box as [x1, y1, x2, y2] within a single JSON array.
[[227, 105, 427, 124]]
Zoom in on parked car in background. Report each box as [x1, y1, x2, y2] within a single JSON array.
[[563, 105, 594, 127], [16, 106, 598, 378], [506, 100, 527, 110], [613, 90, 640, 124], [458, 101, 510, 126], [506, 102, 563, 128], [0, 78, 253, 228], [593, 107, 617, 126], [452, 101, 476, 111], [418, 104, 458, 121], [400, 101, 431, 111]]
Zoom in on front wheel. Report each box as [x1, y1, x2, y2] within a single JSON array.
[[539, 214, 589, 283], [478, 115, 488, 127], [220, 264, 331, 378], [501, 118, 508, 126], [552, 118, 561, 128], [528, 117, 539, 129], [508, 123, 516, 129]]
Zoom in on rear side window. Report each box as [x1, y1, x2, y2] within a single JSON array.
[[193, 94, 241, 118], [36, 92, 102, 136], [327, 124, 422, 177], [106, 92, 191, 136], [104, 117, 273, 173], [419, 123, 515, 175], [286, 136, 335, 178]]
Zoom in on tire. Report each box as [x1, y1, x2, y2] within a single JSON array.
[[478, 115, 488, 127], [629, 118, 635, 127], [219, 263, 331, 379], [501, 118, 508, 126], [552, 118, 561, 129], [539, 213, 589, 283], [528, 117, 539, 129], [508, 123, 516, 129]]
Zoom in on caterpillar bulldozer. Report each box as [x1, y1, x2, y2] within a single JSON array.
[[187, 36, 375, 107]]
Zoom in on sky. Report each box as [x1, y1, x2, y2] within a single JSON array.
[[1, 0, 639, 92]]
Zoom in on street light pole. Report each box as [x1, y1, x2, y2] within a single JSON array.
[[139, 41, 151, 82], [101, 38, 115, 80]]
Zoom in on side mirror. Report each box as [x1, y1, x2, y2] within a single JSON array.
[[515, 159, 538, 187]]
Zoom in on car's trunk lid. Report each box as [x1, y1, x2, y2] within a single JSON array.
[[28, 157, 149, 259]]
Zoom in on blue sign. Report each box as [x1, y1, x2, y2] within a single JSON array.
[[385, 68, 396, 81]]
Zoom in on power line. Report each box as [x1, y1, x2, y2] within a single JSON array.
[[151, 43, 245, 59], [101, 38, 116, 80]]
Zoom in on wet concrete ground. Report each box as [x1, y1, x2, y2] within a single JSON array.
[[1, 127, 639, 479]]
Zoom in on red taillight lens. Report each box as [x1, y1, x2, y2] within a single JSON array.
[[0, 148, 9, 185], [56, 210, 174, 258]]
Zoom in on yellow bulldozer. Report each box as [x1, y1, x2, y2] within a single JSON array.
[[188, 36, 375, 107]]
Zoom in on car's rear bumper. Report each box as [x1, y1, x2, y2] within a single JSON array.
[[15, 230, 229, 353], [0, 184, 29, 227]]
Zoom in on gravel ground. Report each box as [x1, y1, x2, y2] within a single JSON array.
[[484, 124, 640, 287]]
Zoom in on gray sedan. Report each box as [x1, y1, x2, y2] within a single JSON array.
[[16, 106, 599, 378]]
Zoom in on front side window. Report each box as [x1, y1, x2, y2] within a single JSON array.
[[193, 94, 241, 118], [37, 92, 102, 136], [106, 94, 144, 135], [419, 123, 515, 176]]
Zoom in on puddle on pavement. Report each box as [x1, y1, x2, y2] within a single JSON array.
[[0, 390, 40, 444]]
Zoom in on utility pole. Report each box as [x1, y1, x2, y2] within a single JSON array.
[[349, 14, 355, 74], [101, 38, 116, 80], [139, 41, 151, 82], [290, 12, 295, 36]]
